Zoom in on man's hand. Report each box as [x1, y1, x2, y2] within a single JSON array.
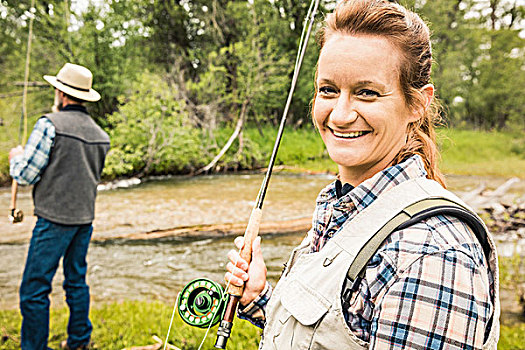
[[9, 146, 24, 161]]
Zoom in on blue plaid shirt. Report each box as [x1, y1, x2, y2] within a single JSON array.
[[239, 155, 494, 349], [10, 117, 55, 185]]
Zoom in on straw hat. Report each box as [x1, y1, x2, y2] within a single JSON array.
[[43, 63, 100, 102]]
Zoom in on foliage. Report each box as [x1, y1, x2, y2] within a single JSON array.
[[103, 72, 202, 179], [1, 0, 523, 132], [412, 0, 525, 130], [1, 125, 524, 186], [0, 0, 523, 182]]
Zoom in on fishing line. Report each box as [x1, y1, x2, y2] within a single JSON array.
[[163, 292, 179, 350]]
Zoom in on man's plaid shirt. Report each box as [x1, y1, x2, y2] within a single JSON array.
[[10, 117, 55, 185], [239, 155, 494, 349]]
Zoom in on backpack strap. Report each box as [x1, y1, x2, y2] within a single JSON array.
[[342, 198, 490, 308]]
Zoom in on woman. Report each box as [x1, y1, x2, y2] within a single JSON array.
[[225, 1, 499, 349]]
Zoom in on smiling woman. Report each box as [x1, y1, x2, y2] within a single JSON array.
[[223, 1, 500, 350]]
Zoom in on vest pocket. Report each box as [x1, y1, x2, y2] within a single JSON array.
[[271, 279, 330, 350]]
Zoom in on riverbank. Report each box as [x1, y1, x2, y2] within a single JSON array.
[[1, 127, 524, 187]]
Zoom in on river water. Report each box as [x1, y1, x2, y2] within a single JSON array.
[[0, 173, 523, 310]]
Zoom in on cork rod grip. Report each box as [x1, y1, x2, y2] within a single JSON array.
[[227, 207, 263, 296], [10, 180, 18, 210]]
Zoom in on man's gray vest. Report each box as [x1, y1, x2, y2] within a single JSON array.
[[33, 110, 110, 225], [260, 177, 500, 350]]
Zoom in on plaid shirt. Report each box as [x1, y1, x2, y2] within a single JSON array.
[[239, 155, 494, 349], [10, 117, 55, 185]]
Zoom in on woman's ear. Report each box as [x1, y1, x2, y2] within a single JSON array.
[[420, 84, 434, 110], [408, 84, 434, 122]]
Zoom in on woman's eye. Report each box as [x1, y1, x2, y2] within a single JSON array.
[[357, 89, 380, 98], [318, 86, 338, 95]]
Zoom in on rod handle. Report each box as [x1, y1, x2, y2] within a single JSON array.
[[227, 207, 262, 296], [10, 179, 18, 210]]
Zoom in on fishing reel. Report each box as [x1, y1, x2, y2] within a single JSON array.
[[9, 208, 24, 223], [177, 278, 226, 328]]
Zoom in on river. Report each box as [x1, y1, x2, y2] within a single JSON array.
[[0, 173, 523, 313]]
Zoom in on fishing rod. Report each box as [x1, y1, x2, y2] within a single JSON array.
[[9, 0, 35, 224], [170, 0, 321, 348], [9, 112, 25, 224], [214, 1, 320, 348]]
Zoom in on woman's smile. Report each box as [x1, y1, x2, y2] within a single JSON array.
[[327, 126, 372, 140]]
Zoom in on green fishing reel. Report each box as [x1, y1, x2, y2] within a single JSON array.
[[177, 278, 225, 328]]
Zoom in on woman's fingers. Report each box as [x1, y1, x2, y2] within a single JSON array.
[[234, 236, 244, 249], [227, 249, 248, 270], [224, 271, 245, 287], [226, 262, 249, 279]]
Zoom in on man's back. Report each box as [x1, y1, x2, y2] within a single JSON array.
[[33, 108, 110, 225]]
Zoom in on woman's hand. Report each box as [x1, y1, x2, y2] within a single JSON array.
[[224, 236, 267, 306]]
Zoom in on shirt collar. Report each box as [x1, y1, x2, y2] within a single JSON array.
[[316, 155, 428, 211], [61, 104, 88, 114]]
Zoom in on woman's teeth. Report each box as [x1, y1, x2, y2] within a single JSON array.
[[332, 130, 368, 138]]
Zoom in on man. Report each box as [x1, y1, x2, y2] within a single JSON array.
[[9, 63, 110, 350]]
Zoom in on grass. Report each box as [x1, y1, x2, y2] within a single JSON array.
[[498, 254, 525, 350], [438, 129, 525, 178], [1, 252, 523, 347], [244, 126, 525, 178], [1, 297, 523, 349], [499, 323, 525, 349], [0, 301, 261, 350]]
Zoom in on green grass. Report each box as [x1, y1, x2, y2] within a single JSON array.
[[498, 254, 525, 349], [1, 298, 523, 349], [263, 126, 525, 178], [244, 126, 339, 174], [499, 253, 525, 290], [438, 129, 525, 178], [0, 301, 261, 350], [499, 323, 525, 349]]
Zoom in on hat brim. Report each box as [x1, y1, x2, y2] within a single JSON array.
[[43, 75, 101, 102]]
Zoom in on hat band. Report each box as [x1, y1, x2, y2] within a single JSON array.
[[57, 79, 90, 92]]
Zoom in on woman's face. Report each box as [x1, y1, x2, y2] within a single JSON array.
[[313, 34, 420, 185]]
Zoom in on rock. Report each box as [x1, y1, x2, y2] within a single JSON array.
[[97, 177, 141, 191]]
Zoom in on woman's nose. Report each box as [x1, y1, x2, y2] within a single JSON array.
[[329, 96, 358, 126]]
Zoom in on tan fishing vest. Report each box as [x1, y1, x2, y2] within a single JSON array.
[[260, 177, 500, 350]]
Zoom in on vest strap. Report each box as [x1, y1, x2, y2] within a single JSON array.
[[346, 198, 489, 283]]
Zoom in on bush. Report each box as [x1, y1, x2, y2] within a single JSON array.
[[103, 72, 204, 179]]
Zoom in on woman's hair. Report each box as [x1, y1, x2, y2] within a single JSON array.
[[316, 0, 446, 187]]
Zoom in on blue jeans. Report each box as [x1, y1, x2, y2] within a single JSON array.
[[20, 217, 93, 350]]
